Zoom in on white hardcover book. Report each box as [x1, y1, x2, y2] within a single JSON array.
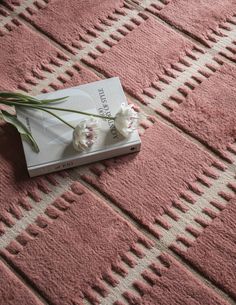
[[16, 77, 141, 177]]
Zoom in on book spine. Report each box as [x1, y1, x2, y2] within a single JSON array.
[[28, 142, 141, 177]]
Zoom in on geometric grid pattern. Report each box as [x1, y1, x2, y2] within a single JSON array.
[[0, 1, 235, 305]]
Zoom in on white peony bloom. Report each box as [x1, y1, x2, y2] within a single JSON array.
[[73, 118, 99, 152], [114, 103, 139, 138]]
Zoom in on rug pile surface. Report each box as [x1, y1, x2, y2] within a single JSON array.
[[0, 1, 236, 305]]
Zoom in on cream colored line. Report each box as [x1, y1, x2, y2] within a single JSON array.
[[84, 244, 162, 305], [145, 20, 236, 110], [32, 8, 236, 112], [29, 9, 145, 95], [0, 0, 37, 27], [83, 163, 236, 305], [0, 175, 73, 248]]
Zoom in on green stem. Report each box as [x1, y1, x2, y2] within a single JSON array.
[[0, 100, 116, 120], [40, 108, 75, 129]]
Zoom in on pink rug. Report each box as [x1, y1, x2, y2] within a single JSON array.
[[0, 1, 236, 305]]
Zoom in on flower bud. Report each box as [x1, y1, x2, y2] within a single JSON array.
[[73, 118, 99, 152], [114, 103, 139, 138]]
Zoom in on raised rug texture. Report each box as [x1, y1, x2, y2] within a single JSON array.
[[1, 183, 152, 305], [172, 199, 236, 299], [157, 0, 236, 46], [170, 63, 236, 161], [0, 1, 236, 305], [116, 254, 230, 305], [84, 17, 193, 101], [82, 120, 217, 235]]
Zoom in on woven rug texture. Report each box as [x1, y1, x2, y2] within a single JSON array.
[[0, 1, 236, 305]]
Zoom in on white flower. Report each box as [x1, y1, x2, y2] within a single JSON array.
[[114, 103, 139, 138], [73, 118, 99, 152]]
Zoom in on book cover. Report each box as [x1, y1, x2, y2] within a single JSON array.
[[16, 77, 141, 177]]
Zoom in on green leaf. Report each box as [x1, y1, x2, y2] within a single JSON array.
[[0, 91, 68, 105], [0, 92, 27, 99], [0, 92, 41, 105], [39, 96, 69, 104], [0, 92, 34, 101], [1, 110, 40, 153]]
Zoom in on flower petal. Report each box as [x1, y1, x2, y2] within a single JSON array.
[[73, 118, 99, 152], [114, 104, 139, 138]]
